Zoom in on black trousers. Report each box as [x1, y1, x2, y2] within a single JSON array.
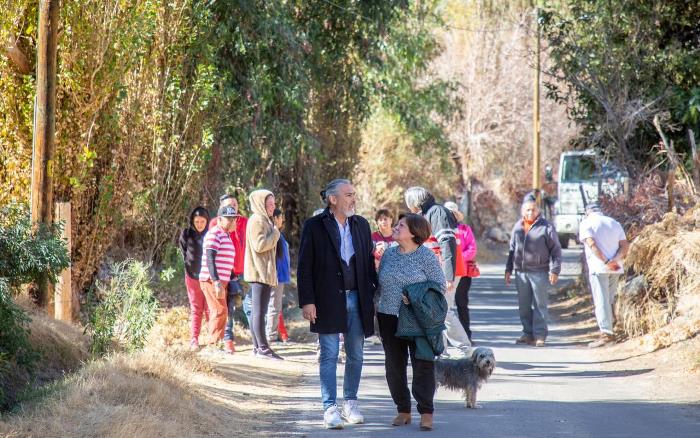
[[377, 312, 435, 414], [455, 276, 473, 340], [250, 282, 272, 350]]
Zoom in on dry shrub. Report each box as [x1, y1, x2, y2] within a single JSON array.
[[147, 306, 193, 350], [601, 172, 696, 240], [617, 205, 700, 344]]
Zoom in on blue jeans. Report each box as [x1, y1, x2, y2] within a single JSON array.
[[319, 290, 364, 410], [515, 271, 550, 339], [589, 273, 620, 335], [224, 278, 243, 341]]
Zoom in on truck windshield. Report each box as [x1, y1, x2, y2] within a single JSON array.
[[561, 156, 596, 182]]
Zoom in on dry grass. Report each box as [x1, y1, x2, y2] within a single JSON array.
[[1, 298, 90, 410], [0, 304, 311, 437], [618, 206, 700, 346], [0, 349, 233, 438]]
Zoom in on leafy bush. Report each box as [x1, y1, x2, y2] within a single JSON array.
[[0, 203, 69, 408], [87, 260, 159, 355], [0, 203, 71, 288]]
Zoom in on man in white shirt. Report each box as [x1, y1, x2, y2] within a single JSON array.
[[578, 202, 629, 347]]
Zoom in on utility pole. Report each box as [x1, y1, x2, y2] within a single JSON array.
[[30, 0, 60, 307], [532, 6, 541, 203]]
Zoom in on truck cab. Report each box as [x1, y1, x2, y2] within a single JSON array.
[[554, 150, 627, 248]]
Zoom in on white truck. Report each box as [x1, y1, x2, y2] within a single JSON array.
[[551, 150, 628, 248]]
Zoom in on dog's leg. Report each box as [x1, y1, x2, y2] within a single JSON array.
[[467, 386, 481, 409]]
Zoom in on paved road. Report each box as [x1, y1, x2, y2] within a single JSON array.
[[287, 248, 700, 437]]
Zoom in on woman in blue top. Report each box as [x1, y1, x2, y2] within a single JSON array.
[[267, 208, 291, 342]]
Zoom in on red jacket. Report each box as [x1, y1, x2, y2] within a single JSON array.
[[209, 215, 248, 275]]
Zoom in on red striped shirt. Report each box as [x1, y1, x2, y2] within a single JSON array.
[[199, 226, 236, 282]]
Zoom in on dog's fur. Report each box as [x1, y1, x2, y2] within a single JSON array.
[[435, 347, 496, 408]]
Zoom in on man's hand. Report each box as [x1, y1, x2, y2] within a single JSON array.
[[606, 260, 621, 271], [302, 303, 317, 324], [549, 273, 559, 285], [446, 280, 453, 290], [505, 271, 512, 286]]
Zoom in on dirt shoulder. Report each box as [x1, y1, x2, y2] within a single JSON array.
[[550, 286, 700, 403]]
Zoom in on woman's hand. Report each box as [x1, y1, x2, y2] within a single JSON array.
[[549, 273, 559, 285], [401, 294, 410, 305], [214, 281, 224, 299], [505, 271, 512, 285]]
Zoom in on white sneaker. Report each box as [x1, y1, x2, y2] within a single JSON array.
[[324, 404, 344, 429], [341, 400, 364, 424]]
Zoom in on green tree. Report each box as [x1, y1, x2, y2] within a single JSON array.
[[541, 1, 700, 174]]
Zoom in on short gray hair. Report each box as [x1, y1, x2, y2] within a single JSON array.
[[404, 186, 434, 212], [321, 179, 351, 206]]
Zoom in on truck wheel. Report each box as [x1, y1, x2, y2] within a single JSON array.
[[558, 234, 570, 249]]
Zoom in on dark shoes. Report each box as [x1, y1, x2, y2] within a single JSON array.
[[515, 334, 535, 345], [257, 347, 284, 360]]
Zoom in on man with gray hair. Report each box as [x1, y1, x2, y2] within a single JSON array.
[[298, 179, 377, 429], [578, 202, 629, 348]]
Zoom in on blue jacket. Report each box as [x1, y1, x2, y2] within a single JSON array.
[[396, 280, 447, 361], [276, 233, 291, 284]]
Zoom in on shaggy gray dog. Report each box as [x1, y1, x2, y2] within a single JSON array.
[[434, 347, 496, 408]]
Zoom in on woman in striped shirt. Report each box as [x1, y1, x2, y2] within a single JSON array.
[[199, 205, 239, 345]]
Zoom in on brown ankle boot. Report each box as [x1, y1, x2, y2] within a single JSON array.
[[392, 413, 411, 426], [420, 413, 433, 431]]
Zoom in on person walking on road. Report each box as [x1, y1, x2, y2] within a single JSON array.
[[505, 197, 562, 347], [444, 201, 478, 344], [404, 187, 470, 351], [377, 213, 446, 431], [244, 189, 282, 360], [179, 206, 211, 351], [297, 179, 377, 429], [199, 205, 238, 346], [266, 208, 291, 343], [578, 202, 629, 348]]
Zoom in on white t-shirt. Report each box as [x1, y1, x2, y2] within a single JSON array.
[[579, 212, 626, 274]]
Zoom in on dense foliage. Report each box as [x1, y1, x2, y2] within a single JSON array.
[[0, 0, 457, 297], [541, 0, 700, 174], [0, 204, 70, 407]]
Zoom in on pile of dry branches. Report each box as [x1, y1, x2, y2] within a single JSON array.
[[618, 206, 700, 349]]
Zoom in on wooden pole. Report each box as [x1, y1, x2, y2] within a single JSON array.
[[532, 6, 541, 201], [30, 0, 60, 307], [54, 202, 74, 321]]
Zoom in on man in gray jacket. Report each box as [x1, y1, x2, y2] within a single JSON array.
[[505, 198, 562, 346]]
